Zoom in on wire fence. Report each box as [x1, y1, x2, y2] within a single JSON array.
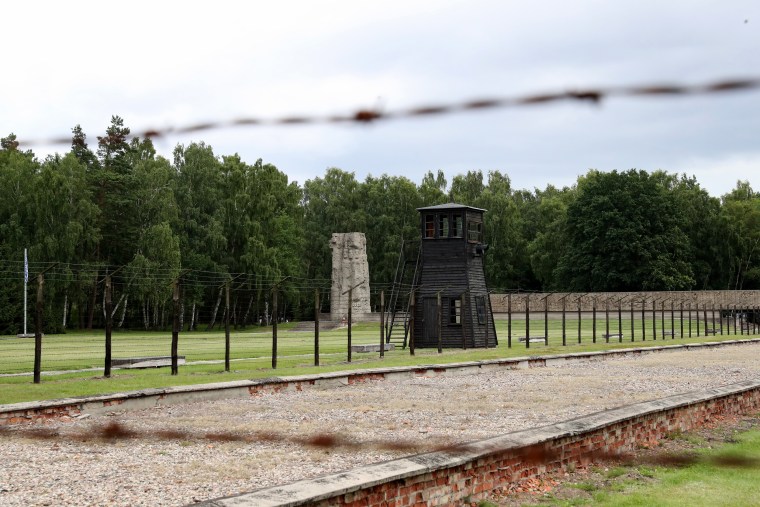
[[496, 290, 760, 349], [1, 260, 758, 378]]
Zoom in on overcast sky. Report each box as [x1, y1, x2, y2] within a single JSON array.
[[3, 0, 758, 197]]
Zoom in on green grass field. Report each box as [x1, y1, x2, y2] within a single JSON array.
[[0, 316, 757, 405], [550, 427, 760, 506]]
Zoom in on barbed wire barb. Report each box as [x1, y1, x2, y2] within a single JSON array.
[[15, 76, 760, 147]]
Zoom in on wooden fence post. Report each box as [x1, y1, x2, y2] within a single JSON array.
[[544, 295, 549, 347], [525, 294, 530, 349], [688, 302, 692, 337], [640, 299, 645, 341], [604, 298, 610, 343], [33, 274, 44, 384], [314, 289, 320, 366], [437, 291, 442, 354], [339, 280, 363, 362], [225, 280, 231, 372], [617, 298, 623, 343], [409, 291, 415, 356], [104, 275, 112, 378], [171, 279, 180, 375], [380, 290, 385, 358], [272, 285, 278, 368], [711, 303, 716, 335], [348, 286, 353, 362], [630, 299, 635, 342], [461, 292, 468, 350], [484, 292, 490, 349], [696, 303, 701, 336], [561, 296, 566, 346], [507, 293, 512, 348]]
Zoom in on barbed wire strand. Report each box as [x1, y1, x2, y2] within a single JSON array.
[[15, 77, 760, 147], [2, 421, 757, 469]]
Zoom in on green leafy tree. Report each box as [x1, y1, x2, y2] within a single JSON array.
[[556, 169, 694, 291], [475, 171, 528, 290], [240, 158, 305, 319], [0, 139, 38, 333], [359, 174, 421, 287], [417, 170, 448, 206], [500, 188, 541, 290], [721, 181, 760, 289], [70, 125, 99, 171], [31, 153, 101, 331], [654, 172, 726, 289], [118, 140, 182, 328], [449, 170, 485, 204], [172, 142, 227, 327], [527, 184, 575, 290], [1, 133, 20, 151], [302, 168, 365, 281], [126, 222, 181, 329], [90, 115, 136, 263], [96, 115, 131, 174], [173, 142, 226, 272]]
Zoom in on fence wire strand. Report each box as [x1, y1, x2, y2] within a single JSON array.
[[16, 76, 760, 147]]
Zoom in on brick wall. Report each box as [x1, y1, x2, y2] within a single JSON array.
[[216, 380, 760, 506]]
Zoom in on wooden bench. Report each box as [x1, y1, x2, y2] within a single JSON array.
[[110, 356, 186, 369], [517, 336, 546, 344], [602, 333, 624, 339], [350, 343, 395, 353]]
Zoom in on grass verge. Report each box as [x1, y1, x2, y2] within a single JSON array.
[[1, 320, 758, 405], [487, 415, 760, 506]]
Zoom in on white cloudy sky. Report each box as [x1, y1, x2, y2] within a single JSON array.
[[3, 0, 758, 196]]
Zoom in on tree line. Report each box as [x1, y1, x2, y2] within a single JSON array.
[[0, 116, 757, 333]]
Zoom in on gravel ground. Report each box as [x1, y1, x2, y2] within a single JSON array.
[[2, 344, 760, 506]]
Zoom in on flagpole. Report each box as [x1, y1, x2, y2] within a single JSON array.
[[23, 248, 28, 336]]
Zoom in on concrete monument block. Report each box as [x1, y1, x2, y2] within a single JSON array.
[[330, 233, 371, 321]]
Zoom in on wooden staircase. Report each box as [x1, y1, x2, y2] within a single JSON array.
[[384, 239, 421, 348]]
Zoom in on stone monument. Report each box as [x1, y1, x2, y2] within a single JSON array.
[[330, 232, 371, 321]]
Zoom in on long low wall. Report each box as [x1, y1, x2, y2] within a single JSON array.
[[490, 290, 760, 313], [201, 378, 760, 507]]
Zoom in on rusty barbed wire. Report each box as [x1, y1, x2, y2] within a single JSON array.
[[15, 76, 760, 147], [3, 420, 758, 470]]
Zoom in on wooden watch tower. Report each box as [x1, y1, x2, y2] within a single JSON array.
[[411, 203, 497, 348]]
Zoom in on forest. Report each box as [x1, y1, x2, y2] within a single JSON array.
[[0, 116, 758, 333]]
